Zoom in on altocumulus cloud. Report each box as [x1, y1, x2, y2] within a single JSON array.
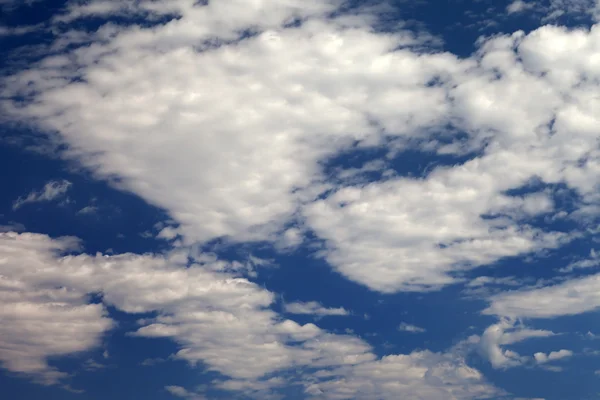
[[1, 0, 600, 398]]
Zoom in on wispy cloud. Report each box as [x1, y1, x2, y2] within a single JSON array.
[[13, 180, 72, 210], [398, 322, 426, 333], [284, 301, 349, 316]]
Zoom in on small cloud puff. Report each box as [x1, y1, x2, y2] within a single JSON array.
[[398, 322, 426, 333]]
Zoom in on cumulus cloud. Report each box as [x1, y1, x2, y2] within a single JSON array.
[[478, 319, 555, 368], [0, 231, 500, 398], [485, 272, 600, 319], [0, 232, 111, 384], [304, 350, 502, 399], [12, 180, 72, 210], [533, 349, 573, 364], [2, 0, 600, 395], [284, 301, 349, 316], [3, 0, 600, 295]]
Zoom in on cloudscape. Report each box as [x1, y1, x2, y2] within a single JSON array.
[[1, 0, 600, 399]]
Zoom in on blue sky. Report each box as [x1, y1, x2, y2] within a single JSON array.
[[1, 0, 600, 399]]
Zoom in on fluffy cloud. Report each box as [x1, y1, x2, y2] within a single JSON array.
[[533, 349, 573, 364], [0, 232, 112, 384], [485, 272, 600, 319], [12, 180, 72, 210], [0, 231, 500, 398], [477, 319, 555, 369], [3, 0, 600, 396], [3, 0, 600, 295], [304, 350, 502, 399]]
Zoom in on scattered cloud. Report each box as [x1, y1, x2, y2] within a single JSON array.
[[304, 349, 503, 399], [3, 0, 599, 297], [398, 322, 426, 333], [165, 385, 205, 400], [284, 301, 349, 317], [76, 206, 98, 215], [2, 0, 600, 397], [0, 231, 500, 398], [12, 180, 72, 210], [533, 349, 573, 364], [507, 0, 536, 14], [560, 248, 600, 272], [485, 272, 600, 319], [478, 319, 555, 368]]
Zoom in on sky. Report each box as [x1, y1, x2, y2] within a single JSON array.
[[1, 0, 600, 399]]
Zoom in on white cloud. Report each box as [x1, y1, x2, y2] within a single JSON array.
[[477, 319, 554, 368], [0, 0, 464, 249], [6, 0, 600, 395], [304, 163, 568, 292], [560, 248, 600, 272], [0, 230, 501, 398], [12, 180, 72, 210], [466, 276, 523, 288], [507, 0, 535, 14], [165, 385, 206, 400], [76, 206, 98, 215], [284, 301, 349, 316], [485, 272, 600, 319], [304, 350, 502, 399], [398, 322, 426, 333], [533, 349, 573, 364], [0, 232, 112, 384], [3, 0, 600, 295]]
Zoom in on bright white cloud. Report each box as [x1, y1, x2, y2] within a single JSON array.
[[478, 319, 554, 368], [2, 0, 599, 396], [284, 301, 349, 316], [0, 231, 500, 398], [0, 232, 112, 384], [485, 272, 600, 319], [3, 0, 600, 295], [3, 4, 456, 246], [12, 180, 72, 210], [304, 350, 502, 399], [534, 349, 573, 364]]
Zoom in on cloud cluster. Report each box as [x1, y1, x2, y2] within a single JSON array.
[[2, 0, 600, 395], [0, 232, 111, 384], [485, 272, 600, 319], [0, 231, 500, 398], [305, 350, 501, 399], [4, 1, 600, 294], [477, 319, 556, 369]]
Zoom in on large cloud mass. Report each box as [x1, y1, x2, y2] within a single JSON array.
[[2, 0, 600, 398]]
